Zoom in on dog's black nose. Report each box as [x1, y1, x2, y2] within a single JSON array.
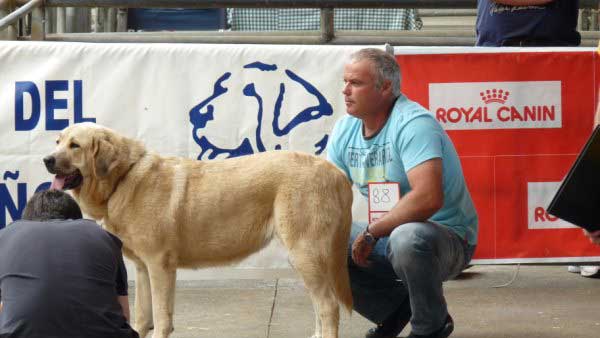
[[43, 156, 56, 171]]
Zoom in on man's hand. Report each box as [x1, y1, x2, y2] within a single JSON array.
[[352, 232, 375, 267], [118, 295, 131, 323], [583, 229, 600, 245]]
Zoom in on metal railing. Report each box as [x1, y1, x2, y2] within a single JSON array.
[[1, 0, 599, 45]]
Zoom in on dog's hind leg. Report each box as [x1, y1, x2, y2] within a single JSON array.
[[147, 254, 177, 338], [128, 253, 154, 338]]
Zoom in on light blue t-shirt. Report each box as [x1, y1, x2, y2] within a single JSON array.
[[327, 94, 478, 245]]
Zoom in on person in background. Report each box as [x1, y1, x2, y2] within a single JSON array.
[[327, 48, 478, 338], [0, 189, 138, 338], [570, 84, 600, 278], [570, 225, 600, 277], [476, 0, 580, 46]]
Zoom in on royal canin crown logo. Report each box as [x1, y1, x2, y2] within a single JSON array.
[[480, 89, 510, 104]]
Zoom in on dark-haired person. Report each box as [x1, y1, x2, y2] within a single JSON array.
[[0, 189, 138, 338], [476, 0, 580, 47]]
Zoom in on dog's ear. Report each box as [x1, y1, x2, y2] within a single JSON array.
[[92, 137, 119, 178]]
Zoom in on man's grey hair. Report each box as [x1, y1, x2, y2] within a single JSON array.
[[349, 48, 401, 98]]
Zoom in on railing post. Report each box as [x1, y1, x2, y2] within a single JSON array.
[[590, 9, 598, 31], [116, 8, 127, 32], [0, 0, 9, 40], [0, 1, 5, 40], [65, 7, 75, 32], [100, 7, 107, 32], [91, 7, 107, 32], [56, 6, 66, 33], [44, 7, 53, 34], [106, 7, 115, 32], [90, 7, 98, 32], [581, 9, 591, 30], [31, 3, 45, 40], [320, 7, 334, 43], [0, 0, 18, 40]]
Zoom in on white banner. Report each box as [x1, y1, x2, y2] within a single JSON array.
[[527, 182, 576, 230], [0, 41, 373, 271], [429, 81, 562, 130]]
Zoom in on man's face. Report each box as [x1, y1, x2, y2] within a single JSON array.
[[342, 59, 386, 119]]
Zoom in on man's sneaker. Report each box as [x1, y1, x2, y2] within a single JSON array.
[[407, 314, 454, 338], [567, 265, 581, 273], [365, 297, 412, 338]]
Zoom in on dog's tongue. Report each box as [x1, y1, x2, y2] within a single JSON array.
[[50, 175, 66, 190]]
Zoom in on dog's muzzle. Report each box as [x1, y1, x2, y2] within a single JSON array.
[[43, 155, 57, 174]]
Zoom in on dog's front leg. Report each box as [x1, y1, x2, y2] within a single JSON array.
[[309, 299, 323, 338], [148, 258, 177, 338], [133, 259, 154, 338]]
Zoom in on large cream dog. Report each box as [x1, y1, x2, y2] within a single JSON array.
[[43, 123, 353, 338]]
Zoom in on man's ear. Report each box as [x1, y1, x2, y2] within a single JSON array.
[[92, 137, 119, 177], [381, 79, 392, 96]]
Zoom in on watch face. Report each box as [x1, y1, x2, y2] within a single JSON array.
[[364, 232, 376, 245]]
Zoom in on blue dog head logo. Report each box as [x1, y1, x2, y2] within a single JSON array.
[[189, 61, 333, 160]]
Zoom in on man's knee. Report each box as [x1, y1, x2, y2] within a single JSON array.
[[387, 222, 436, 264]]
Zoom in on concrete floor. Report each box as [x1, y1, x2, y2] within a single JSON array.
[[130, 265, 600, 338]]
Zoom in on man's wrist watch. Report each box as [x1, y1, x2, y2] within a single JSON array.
[[363, 225, 378, 245]]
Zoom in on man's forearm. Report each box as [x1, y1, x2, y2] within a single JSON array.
[[367, 158, 444, 238], [492, 0, 553, 5], [367, 190, 441, 238]]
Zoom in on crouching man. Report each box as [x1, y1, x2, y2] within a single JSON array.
[[0, 189, 139, 338], [327, 48, 478, 338]]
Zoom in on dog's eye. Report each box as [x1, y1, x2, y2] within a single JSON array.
[[69, 142, 80, 149]]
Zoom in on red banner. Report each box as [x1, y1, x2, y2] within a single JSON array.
[[396, 50, 600, 263]]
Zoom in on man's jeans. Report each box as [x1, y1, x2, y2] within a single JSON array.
[[348, 221, 476, 335]]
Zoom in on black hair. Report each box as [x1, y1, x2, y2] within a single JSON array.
[[21, 189, 83, 221]]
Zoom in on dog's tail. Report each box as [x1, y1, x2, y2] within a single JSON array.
[[330, 176, 354, 314]]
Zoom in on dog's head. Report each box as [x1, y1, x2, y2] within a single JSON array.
[[44, 123, 145, 205]]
